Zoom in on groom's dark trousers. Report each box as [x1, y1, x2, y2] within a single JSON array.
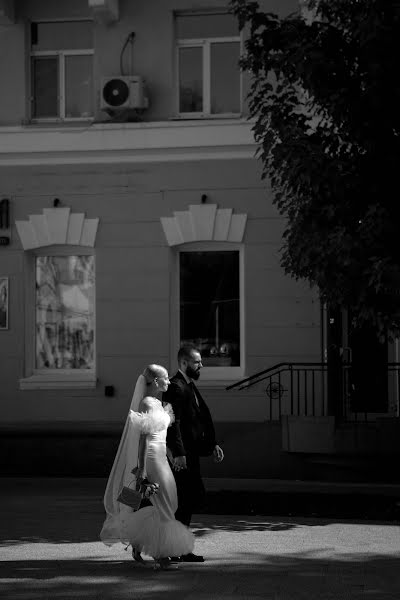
[[164, 371, 216, 526]]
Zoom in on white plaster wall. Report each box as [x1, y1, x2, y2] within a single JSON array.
[[0, 157, 320, 427]]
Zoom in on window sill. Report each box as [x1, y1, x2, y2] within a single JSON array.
[[19, 373, 97, 390], [24, 118, 94, 128], [170, 113, 243, 121]]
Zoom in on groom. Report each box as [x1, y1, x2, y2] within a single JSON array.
[[164, 343, 224, 562]]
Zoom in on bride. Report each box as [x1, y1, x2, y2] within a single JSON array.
[[100, 364, 194, 568]]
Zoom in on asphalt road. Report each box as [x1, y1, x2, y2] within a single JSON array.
[[1, 478, 400, 599]]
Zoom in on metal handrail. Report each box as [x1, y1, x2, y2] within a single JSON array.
[[226, 362, 327, 391], [227, 361, 400, 421]]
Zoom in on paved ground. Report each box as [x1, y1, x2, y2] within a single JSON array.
[[1, 478, 400, 599]]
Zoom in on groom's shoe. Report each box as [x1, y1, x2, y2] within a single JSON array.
[[180, 552, 205, 562]]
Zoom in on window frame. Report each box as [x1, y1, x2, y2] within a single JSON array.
[[20, 245, 97, 390], [29, 19, 94, 123], [171, 242, 245, 383], [175, 35, 243, 119]]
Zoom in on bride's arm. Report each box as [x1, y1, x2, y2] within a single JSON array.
[[136, 434, 149, 480], [135, 397, 153, 481]]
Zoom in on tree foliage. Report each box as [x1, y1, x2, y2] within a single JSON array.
[[230, 0, 400, 337]]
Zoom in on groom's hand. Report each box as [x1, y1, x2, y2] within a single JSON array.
[[213, 445, 224, 463], [173, 455, 187, 471]]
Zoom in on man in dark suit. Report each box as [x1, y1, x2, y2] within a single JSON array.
[[164, 343, 224, 562]]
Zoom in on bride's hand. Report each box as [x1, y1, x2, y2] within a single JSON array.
[[173, 456, 187, 471], [136, 466, 147, 482]]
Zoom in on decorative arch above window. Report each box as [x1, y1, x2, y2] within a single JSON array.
[[15, 207, 99, 250], [160, 204, 247, 247]]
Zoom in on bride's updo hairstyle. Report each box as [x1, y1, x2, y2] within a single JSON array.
[[143, 364, 167, 385]]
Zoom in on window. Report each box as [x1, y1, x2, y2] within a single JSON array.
[[30, 20, 94, 121], [175, 12, 242, 117], [20, 249, 96, 390], [36, 255, 95, 370], [178, 247, 244, 380]]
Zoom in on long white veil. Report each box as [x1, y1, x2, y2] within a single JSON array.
[[100, 374, 146, 545]]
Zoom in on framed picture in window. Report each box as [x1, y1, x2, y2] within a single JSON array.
[[0, 277, 9, 330]]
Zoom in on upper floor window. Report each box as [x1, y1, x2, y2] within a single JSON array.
[[30, 20, 94, 121], [175, 12, 242, 117]]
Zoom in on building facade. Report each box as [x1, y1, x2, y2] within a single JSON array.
[[1, 0, 398, 480]]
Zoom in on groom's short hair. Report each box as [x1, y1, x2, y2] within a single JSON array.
[[178, 343, 200, 363]]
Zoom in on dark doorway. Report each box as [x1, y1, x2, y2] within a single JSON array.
[[348, 318, 388, 413], [325, 307, 389, 416]]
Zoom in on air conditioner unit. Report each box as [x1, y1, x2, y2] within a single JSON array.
[[100, 76, 148, 111]]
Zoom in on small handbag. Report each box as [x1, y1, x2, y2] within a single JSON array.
[[117, 468, 159, 510], [117, 484, 143, 510]]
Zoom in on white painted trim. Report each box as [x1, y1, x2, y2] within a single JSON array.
[[20, 247, 96, 389], [177, 37, 241, 118], [31, 50, 94, 56], [30, 51, 94, 121], [160, 203, 247, 246], [20, 373, 97, 390], [15, 208, 99, 250], [59, 52, 66, 120], [0, 119, 256, 166]]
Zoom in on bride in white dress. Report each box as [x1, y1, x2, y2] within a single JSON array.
[[100, 364, 194, 568]]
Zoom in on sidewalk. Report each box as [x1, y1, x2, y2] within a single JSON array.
[[1, 478, 400, 599]]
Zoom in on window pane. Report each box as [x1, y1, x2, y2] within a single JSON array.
[[179, 46, 203, 113], [176, 13, 239, 38], [65, 55, 93, 118], [180, 251, 240, 367], [32, 21, 93, 51], [35, 256, 95, 370], [211, 41, 241, 114], [31, 57, 59, 118]]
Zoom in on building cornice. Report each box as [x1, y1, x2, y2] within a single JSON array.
[[0, 119, 257, 166]]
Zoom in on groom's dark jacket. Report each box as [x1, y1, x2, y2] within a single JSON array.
[[164, 371, 217, 459]]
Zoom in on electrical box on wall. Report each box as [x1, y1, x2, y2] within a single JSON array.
[[100, 76, 149, 112]]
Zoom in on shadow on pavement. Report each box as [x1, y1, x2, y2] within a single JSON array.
[[1, 553, 400, 600], [1, 496, 399, 547]]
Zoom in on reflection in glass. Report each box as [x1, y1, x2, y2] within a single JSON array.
[[32, 57, 58, 118], [180, 251, 240, 367], [35, 256, 95, 369], [65, 55, 93, 118], [179, 46, 203, 112], [211, 41, 241, 114]]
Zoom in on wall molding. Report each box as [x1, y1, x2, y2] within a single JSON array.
[[0, 119, 256, 166], [161, 203, 247, 246], [15, 207, 99, 250]]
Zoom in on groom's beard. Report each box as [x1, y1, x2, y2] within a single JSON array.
[[186, 365, 200, 380]]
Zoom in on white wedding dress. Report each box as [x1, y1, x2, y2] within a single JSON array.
[[118, 397, 194, 559]]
